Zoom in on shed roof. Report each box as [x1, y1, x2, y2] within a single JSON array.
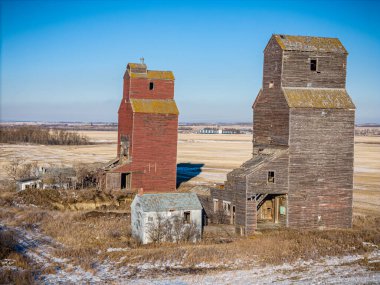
[[130, 99, 179, 115], [16, 177, 41, 183], [282, 88, 355, 109], [228, 148, 288, 178], [136, 193, 203, 212], [127, 63, 174, 80], [273, 34, 347, 54], [44, 167, 76, 177]]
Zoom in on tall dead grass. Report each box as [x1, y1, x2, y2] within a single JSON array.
[[0, 230, 35, 284]]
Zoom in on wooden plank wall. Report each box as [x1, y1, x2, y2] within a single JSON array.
[[281, 51, 347, 88], [246, 151, 289, 197], [254, 37, 289, 147], [288, 108, 354, 228]]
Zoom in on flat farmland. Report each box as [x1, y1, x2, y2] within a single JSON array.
[[0, 131, 379, 216]]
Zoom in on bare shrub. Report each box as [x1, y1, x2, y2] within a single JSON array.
[[0, 230, 16, 259], [171, 216, 183, 243], [0, 126, 90, 145], [74, 163, 100, 189], [215, 208, 228, 224], [3, 160, 39, 182], [181, 223, 200, 243], [146, 214, 167, 244], [0, 230, 34, 285], [0, 268, 34, 285]]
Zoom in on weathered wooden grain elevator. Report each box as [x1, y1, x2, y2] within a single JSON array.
[[104, 62, 179, 193], [211, 35, 355, 234]]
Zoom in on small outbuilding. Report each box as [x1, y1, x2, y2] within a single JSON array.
[[16, 178, 42, 192], [131, 192, 203, 244]]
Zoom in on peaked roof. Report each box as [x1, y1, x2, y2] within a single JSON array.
[[135, 193, 203, 212], [127, 63, 175, 80], [282, 88, 355, 109], [273, 34, 348, 54], [130, 99, 179, 115]]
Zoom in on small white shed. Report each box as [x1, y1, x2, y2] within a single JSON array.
[[16, 178, 42, 192], [131, 192, 203, 244]]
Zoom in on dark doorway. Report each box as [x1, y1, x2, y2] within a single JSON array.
[[184, 211, 191, 224], [257, 194, 287, 229], [121, 173, 131, 190]]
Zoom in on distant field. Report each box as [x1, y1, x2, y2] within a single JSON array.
[[0, 131, 379, 216]]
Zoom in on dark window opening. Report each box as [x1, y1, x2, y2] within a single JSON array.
[[184, 211, 191, 223], [121, 172, 131, 190], [149, 82, 154, 90], [310, 59, 317, 71], [268, 171, 275, 183]]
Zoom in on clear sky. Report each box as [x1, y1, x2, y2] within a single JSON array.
[[1, 0, 379, 123]]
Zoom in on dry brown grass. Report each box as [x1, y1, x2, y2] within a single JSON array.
[[10, 188, 129, 211], [0, 230, 35, 285]]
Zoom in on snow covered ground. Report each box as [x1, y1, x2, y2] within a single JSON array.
[[4, 225, 379, 284]]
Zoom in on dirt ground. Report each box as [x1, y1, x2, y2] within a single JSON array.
[[1, 132, 379, 216]]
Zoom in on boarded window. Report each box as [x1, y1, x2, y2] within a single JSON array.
[[184, 211, 191, 223], [268, 171, 275, 183], [149, 82, 154, 90], [310, 59, 317, 71], [121, 173, 131, 190], [213, 199, 219, 212], [223, 201, 231, 216]]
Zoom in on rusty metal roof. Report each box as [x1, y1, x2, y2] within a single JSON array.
[[127, 63, 174, 80], [273, 34, 348, 54], [282, 88, 355, 109], [130, 99, 179, 115], [129, 70, 174, 80], [128, 63, 147, 69]]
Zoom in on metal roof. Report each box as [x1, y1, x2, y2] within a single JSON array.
[[228, 148, 288, 178], [130, 99, 179, 115], [273, 34, 348, 54], [282, 88, 355, 109], [127, 63, 174, 80], [136, 193, 203, 212]]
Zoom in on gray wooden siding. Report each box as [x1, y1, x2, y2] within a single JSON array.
[[253, 38, 289, 147], [288, 108, 354, 228], [281, 51, 347, 88], [246, 151, 289, 196]]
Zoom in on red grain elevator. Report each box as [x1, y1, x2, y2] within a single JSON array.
[[104, 62, 179, 193]]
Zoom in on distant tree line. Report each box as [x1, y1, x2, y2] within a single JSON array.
[[0, 126, 91, 145], [355, 128, 380, 136]]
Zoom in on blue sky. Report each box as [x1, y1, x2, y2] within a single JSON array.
[[1, 0, 380, 123]]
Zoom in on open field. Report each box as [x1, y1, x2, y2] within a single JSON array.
[[1, 131, 379, 215]]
